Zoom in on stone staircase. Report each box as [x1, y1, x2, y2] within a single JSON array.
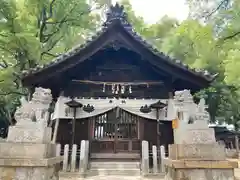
[[88, 160, 141, 176]]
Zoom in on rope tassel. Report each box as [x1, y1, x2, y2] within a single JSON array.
[[121, 85, 125, 94], [129, 85, 132, 94]]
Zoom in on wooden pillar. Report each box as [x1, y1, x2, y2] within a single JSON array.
[[166, 77, 175, 99], [52, 118, 60, 143], [168, 92, 174, 99], [71, 118, 76, 146], [156, 109, 160, 161], [235, 135, 239, 156], [114, 107, 120, 153], [27, 86, 34, 101]]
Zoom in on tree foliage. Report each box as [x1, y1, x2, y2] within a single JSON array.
[[0, 0, 107, 127], [2, 0, 240, 131], [122, 0, 240, 129]]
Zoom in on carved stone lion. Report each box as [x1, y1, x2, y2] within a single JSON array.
[[14, 87, 52, 126], [174, 89, 193, 103]]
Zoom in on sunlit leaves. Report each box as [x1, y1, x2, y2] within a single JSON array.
[[0, 0, 104, 124]]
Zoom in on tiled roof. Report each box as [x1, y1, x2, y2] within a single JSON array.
[[22, 3, 215, 82]]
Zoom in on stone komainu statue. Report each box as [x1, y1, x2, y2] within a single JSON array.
[[174, 89, 193, 103], [14, 87, 52, 125], [173, 89, 210, 123]]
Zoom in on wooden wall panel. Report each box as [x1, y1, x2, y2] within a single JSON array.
[[56, 119, 89, 146]]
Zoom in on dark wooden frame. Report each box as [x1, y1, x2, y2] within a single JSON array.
[[89, 108, 141, 154], [22, 11, 213, 90]]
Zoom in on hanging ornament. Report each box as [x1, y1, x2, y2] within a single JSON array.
[[102, 83, 106, 92], [121, 85, 125, 94], [129, 85, 132, 94], [115, 84, 119, 94], [112, 84, 115, 94]]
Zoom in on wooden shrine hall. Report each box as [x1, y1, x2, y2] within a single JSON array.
[[21, 3, 214, 158]]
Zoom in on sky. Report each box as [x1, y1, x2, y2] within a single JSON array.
[[112, 0, 189, 23]]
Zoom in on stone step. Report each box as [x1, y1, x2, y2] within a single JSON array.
[[88, 168, 141, 176], [90, 153, 140, 160], [90, 161, 140, 169], [144, 173, 166, 179]]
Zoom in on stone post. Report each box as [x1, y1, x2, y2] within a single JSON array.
[[152, 145, 158, 174], [235, 135, 239, 158], [71, 144, 77, 172], [141, 140, 149, 176], [0, 87, 63, 180], [56, 144, 61, 157], [160, 145, 166, 173], [84, 140, 89, 170], [79, 140, 87, 174], [63, 144, 69, 172]]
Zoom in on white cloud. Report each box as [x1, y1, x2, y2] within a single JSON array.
[[112, 0, 189, 23]]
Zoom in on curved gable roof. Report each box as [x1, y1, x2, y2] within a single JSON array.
[[21, 3, 215, 87]]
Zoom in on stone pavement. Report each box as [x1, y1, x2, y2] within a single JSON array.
[[59, 173, 165, 180], [60, 168, 240, 180], [60, 159, 240, 180], [60, 175, 164, 180], [60, 173, 240, 180]]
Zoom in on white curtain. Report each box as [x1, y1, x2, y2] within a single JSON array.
[[52, 96, 170, 121], [118, 99, 167, 120]]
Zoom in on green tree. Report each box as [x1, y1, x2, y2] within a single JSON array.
[[0, 0, 107, 126], [121, 0, 179, 49]]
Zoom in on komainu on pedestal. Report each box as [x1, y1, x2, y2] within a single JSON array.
[[0, 87, 63, 180], [164, 89, 238, 180]]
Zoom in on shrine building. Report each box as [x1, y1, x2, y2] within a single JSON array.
[[21, 4, 214, 159]]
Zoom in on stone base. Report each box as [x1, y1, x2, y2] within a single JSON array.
[[0, 142, 56, 159], [174, 124, 216, 144], [7, 125, 52, 143], [165, 168, 235, 180], [168, 144, 226, 161], [164, 159, 238, 180], [0, 156, 63, 180]]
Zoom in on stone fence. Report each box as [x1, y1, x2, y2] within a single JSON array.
[[51, 140, 240, 177], [58, 140, 167, 176], [141, 140, 167, 176], [57, 140, 89, 174], [226, 148, 239, 158]]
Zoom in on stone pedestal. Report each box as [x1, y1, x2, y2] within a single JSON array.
[[164, 159, 237, 180], [165, 126, 238, 179], [164, 90, 239, 179], [0, 125, 63, 180], [165, 121, 238, 180], [7, 125, 52, 143]]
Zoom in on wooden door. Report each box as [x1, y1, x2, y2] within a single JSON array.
[[90, 108, 140, 153]]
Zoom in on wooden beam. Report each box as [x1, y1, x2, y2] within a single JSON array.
[[52, 118, 60, 143]]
